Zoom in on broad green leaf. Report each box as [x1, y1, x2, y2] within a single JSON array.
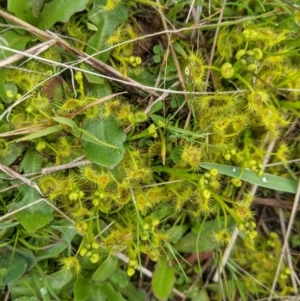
[[165, 224, 189, 244], [111, 278, 147, 301], [15, 297, 39, 301], [87, 22, 98, 31], [76, 127, 118, 148], [174, 217, 235, 253], [87, 0, 128, 61], [1, 142, 26, 166], [8, 274, 40, 299], [83, 116, 126, 169], [36, 228, 77, 261], [128, 68, 157, 86], [200, 162, 298, 194], [0, 249, 27, 285], [110, 269, 128, 288], [29, 267, 61, 301], [92, 255, 118, 282], [87, 80, 112, 98], [13, 187, 53, 233], [30, 0, 45, 17], [174, 41, 186, 57], [5, 245, 36, 271], [0, 30, 31, 60], [8, 0, 42, 24], [81, 63, 105, 84], [20, 149, 44, 173], [189, 288, 210, 301], [150, 114, 165, 126], [47, 269, 73, 292], [52, 116, 77, 130], [89, 282, 107, 301], [15, 125, 61, 142], [154, 55, 161, 63], [74, 275, 92, 301], [170, 145, 183, 164], [148, 101, 163, 115], [152, 255, 175, 301], [96, 282, 126, 301], [36, 0, 89, 29]]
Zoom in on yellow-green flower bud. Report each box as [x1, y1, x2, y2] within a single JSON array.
[[253, 48, 263, 60], [90, 253, 100, 263], [152, 219, 160, 227], [75, 71, 83, 81], [236, 49, 246, 60], [221, 62, 234, 79], [80, 247, 88, 257], [246, 64, 256, 71], [6, 90, 14, 98], [232, 177, 242, 187], [127, 267, 135, 276], [210, 168, 219, 177], [202, 189, 211, 199], [92, 242, 100, 249]]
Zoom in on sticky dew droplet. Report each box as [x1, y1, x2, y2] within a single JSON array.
[[262, 176, 268, 183], [232, 168, 236, 172]]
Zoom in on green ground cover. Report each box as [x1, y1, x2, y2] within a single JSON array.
[[0, 0, 300, 300]]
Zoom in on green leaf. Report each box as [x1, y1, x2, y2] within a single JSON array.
[[111, 279, 147, 301], [13, 187, 53, 233], [5, 245, 37, 271], [150, 114, 165, 126], [87, 22, 98, 31], [96, 282, 126, 301], [0, 221, 19, 230], [128, 68, 157, 86], [8, 0, 42, 25], [110, 269, 128, 288], [36, 0, 90, 29], [15, 297, 40, 301], [76, 127, 118, 148], [173, 41, 186, 57], [8, 274, 40, 299], [30, 268, 61, 301], [74, 275, 92, 301], [200, 162, 298, 194], [166, 224, 189, 244], [0, 29, 31, 60], [148, 101, 163, 115], [15, 125, 61, 142], [36, 227, 77, 261], [153, 45, 162, 55], [152, 255, 175, 301], [47, 269, 73, 292], [87, 0, 128, 61], [0, 249, 27, 285], [20, 149, 44, 173], [1, 142, 26, 166], [52, 116, 77, 130], [153, 54, 161, 63], [174, 217, 235, 253], [81, 63, 104, 84], [170, 145, 183, 164], [83, 116, 126, 169], [92, 255, 118, 282]]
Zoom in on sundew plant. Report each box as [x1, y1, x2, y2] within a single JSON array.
[[0, 0, 300, 300]]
